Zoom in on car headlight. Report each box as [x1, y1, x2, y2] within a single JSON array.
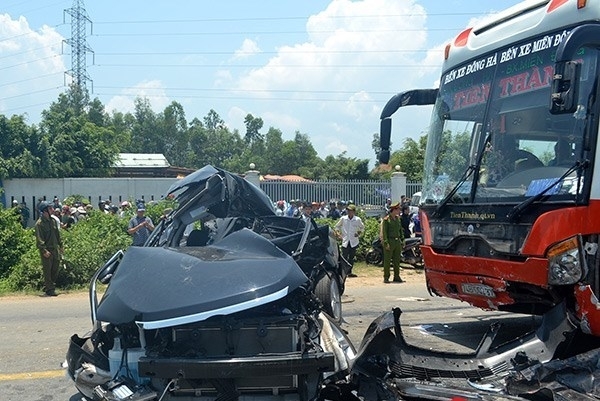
[[547, 237, 583, 285]]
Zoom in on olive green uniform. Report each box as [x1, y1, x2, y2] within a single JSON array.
[[35, 215, 62, 294], [381, 214, 404, 282]]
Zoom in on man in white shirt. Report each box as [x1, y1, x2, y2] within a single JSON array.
[[334, 204, 364, 277]]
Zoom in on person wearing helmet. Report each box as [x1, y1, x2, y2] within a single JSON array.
[[34, 201, 63, 296]]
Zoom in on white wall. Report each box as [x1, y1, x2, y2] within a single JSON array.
[[3, 177, 178, 213]]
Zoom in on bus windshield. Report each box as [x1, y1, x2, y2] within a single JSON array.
[[422, 28, 599, 205]]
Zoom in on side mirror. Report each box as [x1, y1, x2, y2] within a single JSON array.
[[550, 61, 580, 114], [97, 250, 124, 284], [379, 118, 391, 164], [379, 150, 390, 164]]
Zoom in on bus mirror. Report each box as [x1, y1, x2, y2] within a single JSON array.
[[550, 61, 580, 114], [379, 118, 392, 164], [379, 149, 390, 164]]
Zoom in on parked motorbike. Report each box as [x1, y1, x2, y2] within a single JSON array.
[[365, 236, 423, 268]]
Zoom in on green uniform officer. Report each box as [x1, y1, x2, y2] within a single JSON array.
[[35, 201, 63, 296], [380, 202, 404, 283]]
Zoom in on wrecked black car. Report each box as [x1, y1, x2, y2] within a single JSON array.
[[66, 165, 355, 401], [350, 302, 600, 401]]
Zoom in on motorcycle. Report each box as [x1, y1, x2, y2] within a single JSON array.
[[365, 236, 423, 268]]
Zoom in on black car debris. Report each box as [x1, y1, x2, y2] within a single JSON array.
[[66, 165, 355, 401]]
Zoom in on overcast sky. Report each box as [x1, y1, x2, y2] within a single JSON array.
[[1, 0, 525, 166]]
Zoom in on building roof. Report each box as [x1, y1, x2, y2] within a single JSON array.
[[112, 153, 195, 178], [261, 174, 312, 182], [114, 153, 171, 168]]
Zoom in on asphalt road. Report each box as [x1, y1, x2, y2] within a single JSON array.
[[0, 278, 539, 401]]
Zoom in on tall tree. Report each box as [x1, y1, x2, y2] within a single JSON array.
[[161, 101, 190, 167], [130, 97, 161, 153], [263, 127, 287, 174], [320, 153, 370, 180], [87, 98, 107, 127], [0, 115, 39, 178], [388, 135, 427, 181], [243, 114, 264, 144]]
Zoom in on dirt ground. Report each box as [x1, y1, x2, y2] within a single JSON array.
[[345, 262, 426, 287]]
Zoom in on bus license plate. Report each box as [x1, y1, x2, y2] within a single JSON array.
[[461, 283, 495, 298]]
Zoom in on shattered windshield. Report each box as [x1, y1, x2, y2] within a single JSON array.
[[422, 28, 598, 205]]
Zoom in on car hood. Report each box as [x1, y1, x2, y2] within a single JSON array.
[[167, 165, 275, 218], [96, 229, 309, 329]]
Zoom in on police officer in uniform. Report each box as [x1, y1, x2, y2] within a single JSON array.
[[35, 201, 63, 296], [380, 202, 404, 283]]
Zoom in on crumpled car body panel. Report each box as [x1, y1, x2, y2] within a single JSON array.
[[66, 165, 354, 401], [97, 229, 309, 327]]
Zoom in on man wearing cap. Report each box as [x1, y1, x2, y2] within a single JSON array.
[[35, 201, 63, 296], [334, 204, 364, 277], [128, 203, 154, 246], [380, 202, 404, 283]]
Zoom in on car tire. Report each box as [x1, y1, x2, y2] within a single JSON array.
[[315, 274, 342, 323], [365, 249, 383, 266]]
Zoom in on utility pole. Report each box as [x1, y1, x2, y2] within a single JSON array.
[[64, 0, 94, 94]]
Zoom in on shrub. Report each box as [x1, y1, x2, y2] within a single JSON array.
[[3, 210, 132, 291], [58, 210, 132, 289], [0, 206, 30, 279], [2, 198, 177, 292]]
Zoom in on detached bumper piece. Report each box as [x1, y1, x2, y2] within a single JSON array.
[[139, 352, 335, 379]]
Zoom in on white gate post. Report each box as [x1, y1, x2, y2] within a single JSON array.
[[391, 165, 407, 203], [245, 163, 261, 188]]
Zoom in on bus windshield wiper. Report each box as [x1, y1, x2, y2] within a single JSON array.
[[433, 133, 490, 217], [507, 160, 587, 222], [432, 164, 476, 217]]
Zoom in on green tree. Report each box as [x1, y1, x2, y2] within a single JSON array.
[[243, 114, 264, 144], [319, 153, 370, 180], [263, 127, 287, 174], [161, 101, 190, 167], [87, 98, 108, 127], [39, 87, 120, 177], [0, 115, 40, 178], [388, 135, 427, 181], [189, 110, 244, 168], [129, 97, 161, 153]]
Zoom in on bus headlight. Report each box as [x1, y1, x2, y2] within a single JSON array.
[[547, 237, 583, 285]]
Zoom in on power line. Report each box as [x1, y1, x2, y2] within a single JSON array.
[[0, 86, 64, 101], [0, 72, 64, 88], [91, 28, 457, 37], [92, 63, 442, 69], [94, 85, 404, 95], [91, 13, 484, 25], [93, 91, 396, 103]]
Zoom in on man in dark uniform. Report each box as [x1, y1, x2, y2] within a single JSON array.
[[35, 201, 63, 296], [380, 202, 404, 283]]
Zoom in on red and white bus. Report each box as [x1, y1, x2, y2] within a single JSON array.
[[380, 0, 600, 336]]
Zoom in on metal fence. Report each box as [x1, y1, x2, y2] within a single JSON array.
[[406, 181, 422, 197], [260, 180, 391, 207], [260, 180, 422, 206]]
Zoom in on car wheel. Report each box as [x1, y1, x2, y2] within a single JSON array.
[[315, 274, 342, 322]]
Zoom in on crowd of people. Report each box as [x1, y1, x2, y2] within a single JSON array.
[[272, 195, 421, 283], [25, 192, 420, 295], [274, 199, 355, 220], [24, 196, 136, 231]]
